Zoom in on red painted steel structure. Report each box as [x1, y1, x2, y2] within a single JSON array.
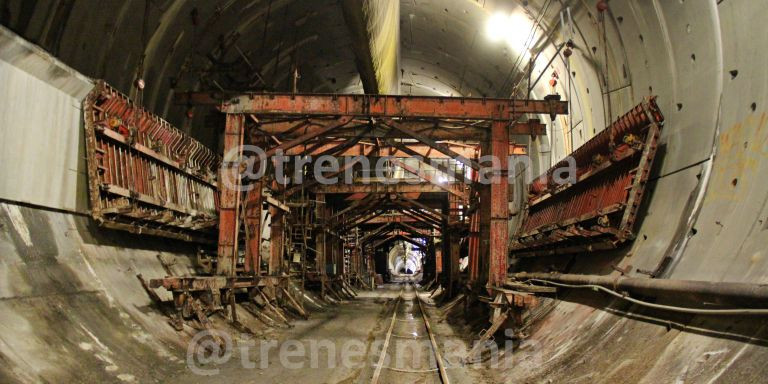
[[217, 92, 568, 288], [315, 182, 466, 195], [281, 141, 525, 157], [217, 114, 245, 274], [511, 98, 664, 257], [243, 181, 263, 274], [447, 194, 461, 295], [83, 82, 219, 243], [245, 118, 546, 140], [483, 119, 510, 288], [222, 93, 568, 121]]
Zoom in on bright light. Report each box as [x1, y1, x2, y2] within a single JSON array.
[[486, 12, 511, 43], [486, 11, 536, 55]]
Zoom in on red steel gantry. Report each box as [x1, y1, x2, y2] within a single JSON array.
[[216, 92, 569, 291]]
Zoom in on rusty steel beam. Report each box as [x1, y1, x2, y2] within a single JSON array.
[[359, 223, 395, 244], [330, 194, 380, 222], [487, 119, 510, 288], [447, 194, 461, 296], [365, 228, 430, 247], [149, 275, 286, 291], [362, 214, 419, 224], [269, 205, 284, 275], [511, 98, 664, 257], [389, 158, 468, 199], [217, 114, 246, 275], [395, 195, 450, 222], [343, 210, 386, 230], [468, 206, 481, 283], [315, 194, 328, 275], [400, 208, 442, 228], [383, 119, 482, 171], [398, 220, 435, 237], [397, 212, 441, 229], [222, 93, 568, 121], [333, 197, 389, 230], [262, 117, 352, 158], [361, 223, 433, 245], [282, 159, 359, 198], [315, 182, 463, 194], [282, 141, 499, 158], [253, 119, 545, 140], [83, 82, 219, 243], [384, 139, 474, 184], [243, 181, 263, 275], [371, 234, 425, 251]]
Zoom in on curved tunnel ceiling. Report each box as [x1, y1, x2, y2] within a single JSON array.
[[0, 0, 605, 165], [1, 1, 574, 138]]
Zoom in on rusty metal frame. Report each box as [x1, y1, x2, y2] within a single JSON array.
[[213, 92, 567, 295], [222, 93, 567, 121], [510, 98, 664, 257], [83, 81, 220, 243]]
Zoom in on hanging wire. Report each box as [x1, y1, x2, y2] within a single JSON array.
[[495, 0, 553, 98]]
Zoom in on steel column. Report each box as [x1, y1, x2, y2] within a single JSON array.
[[487, 119, 510, 288], [244, 182, 263, 274], [448, 194, 461, 296], [269, 205, 284, 275], [217, 114, 245, 275], [316, 193, 327, 275], [468, 208, 480, 283]]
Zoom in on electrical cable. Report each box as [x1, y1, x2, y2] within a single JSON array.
[[526, 279, 768, 316], [496, 0, 553, 97]]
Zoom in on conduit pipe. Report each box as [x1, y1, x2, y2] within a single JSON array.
[[510, 272, 768, 309]]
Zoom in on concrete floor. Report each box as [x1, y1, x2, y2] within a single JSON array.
[[174, 286, 491, 384]]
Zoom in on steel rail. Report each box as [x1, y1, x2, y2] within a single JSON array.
[[415, 284, 451, 384], [371, 282, 450, 383], [371, 287, 404, 384]]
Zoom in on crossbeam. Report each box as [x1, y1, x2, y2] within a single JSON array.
[[253, 119, 546, 139], [222, 93, 568, 121], [315, 182, 463, 194]]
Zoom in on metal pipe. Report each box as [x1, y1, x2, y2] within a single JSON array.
[[510, 272, 768, 306], [527, 42, 566, 97]]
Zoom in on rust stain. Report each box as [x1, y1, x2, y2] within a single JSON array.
[[709, 112, 767, 202]]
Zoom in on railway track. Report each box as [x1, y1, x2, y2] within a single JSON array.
[[371, 281, 450, 384]]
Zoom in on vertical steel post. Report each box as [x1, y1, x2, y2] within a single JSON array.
[[333, 238, 343, 277], [217, 114, 245, 275], [477, 151, 491, 285], [315, 193, 327, 276], [487, 119, 509, 288], [244, 181, 263, 275], [468, 209, 480, 282], [448, 194, 461, 296], [269, 205, 284, 275]]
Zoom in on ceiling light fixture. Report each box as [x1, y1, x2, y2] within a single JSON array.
[[486, 11, 536, 55]]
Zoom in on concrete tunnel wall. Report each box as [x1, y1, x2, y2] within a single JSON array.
[[503, 1, 768, 382], [0, 0, 767, 382], [0, 25, 203, 383]]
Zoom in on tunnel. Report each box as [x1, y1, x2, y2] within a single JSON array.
[[1, 0, 767, 382]]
